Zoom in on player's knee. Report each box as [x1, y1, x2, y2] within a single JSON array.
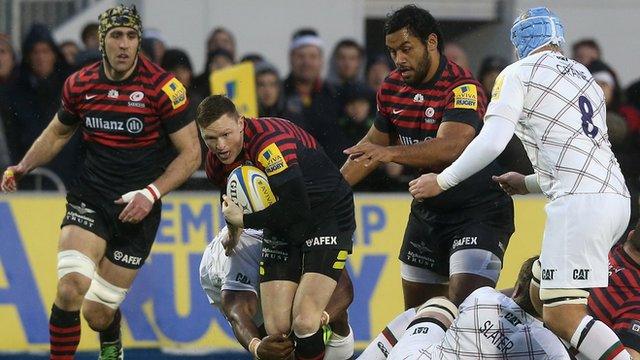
[[84, 274, 127, 309], [293, 313, 321, 336], [56, 273, 92, 307], [264, 317, 291, 336], [540, 288, 589, 337], [82, 301, 115, 331], [57, 250, 96, 280]]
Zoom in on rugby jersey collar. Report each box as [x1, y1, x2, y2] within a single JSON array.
[[98, 57, 140, 85], [410, 54, 447, 90]]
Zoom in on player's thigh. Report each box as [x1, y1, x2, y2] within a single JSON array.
[[59, 191, 113, 263], [261, 280, 297, 335], [58, 225, 107, 267], [260, 233, 302, 335], [401, 277, 448, 310], [541, 194, 629, 289], [293, 272, 337, 326], [399, 209, 450, 309]]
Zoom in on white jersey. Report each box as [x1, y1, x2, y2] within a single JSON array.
[[488, 51, 628, 200], [198, 226, 263, 324], [432, 287, 569, 359]]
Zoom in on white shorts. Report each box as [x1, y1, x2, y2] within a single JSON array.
[[540, 193, 629, 289], [199, 227, 263, 304]]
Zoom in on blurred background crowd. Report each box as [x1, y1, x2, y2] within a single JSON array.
[[1, 1, 640, 222]]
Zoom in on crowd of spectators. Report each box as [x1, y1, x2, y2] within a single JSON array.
[[1, 22, 640, 215]]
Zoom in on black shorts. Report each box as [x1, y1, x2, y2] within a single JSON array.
[[260, 192, 355, 283], [399, 197, 514, 276], [60, 191, 161, 269]]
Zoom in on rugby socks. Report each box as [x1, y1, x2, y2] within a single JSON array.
[[294, 329, 325, 360], [358, 308, 416, 359], [324, 325, 354, 360], [99, 309, 121, 344], [49, 304, 81, 360], [570, 315, 630, 360]]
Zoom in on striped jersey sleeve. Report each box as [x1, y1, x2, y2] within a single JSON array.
[[155, 74, 191, 133], [442, 78, 487, 130], [58, 68, 93, 125], [374, 85, 393, 133]]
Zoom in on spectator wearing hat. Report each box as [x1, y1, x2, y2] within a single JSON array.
[[283, 28, 348, 166]]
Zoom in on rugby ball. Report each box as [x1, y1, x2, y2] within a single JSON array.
[[226, 165, 277, 214]]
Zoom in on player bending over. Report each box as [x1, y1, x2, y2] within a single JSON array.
[[197, 95, 356, 359], [409, 7, 632, 360], [359, 256, 570, 359], [199, 226, 355, 359]]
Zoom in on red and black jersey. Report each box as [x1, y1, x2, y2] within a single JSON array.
[[206, 117, 351, 211], [58, 55, 191, 200], [589, 244, 640, 351], [376, 57, 507, 213]]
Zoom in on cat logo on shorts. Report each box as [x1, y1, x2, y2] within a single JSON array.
[[542, 268, 556, 280], [452, 84, 478, 110], [572, 269, 590, 280], [258, 143, 288, 176]]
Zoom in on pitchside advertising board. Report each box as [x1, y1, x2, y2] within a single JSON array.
[[0, 194, 546, 352]]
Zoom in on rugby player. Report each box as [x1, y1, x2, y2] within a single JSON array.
[[0, 5, 200, 359], [359, 256, 571, 359], [199, 226, 355, 359], [341, 4, 514, 308], [410, 7, 632, 360], [196, 95, 356, 359], [588, 220, 640, 357]]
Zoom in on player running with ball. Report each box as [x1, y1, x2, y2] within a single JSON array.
[[409, 7, 632, 360], [196, 95, 356, 360]]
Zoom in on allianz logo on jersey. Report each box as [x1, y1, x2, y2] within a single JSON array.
[[85, 116, 144, 134], [399, 135, 433, 145]]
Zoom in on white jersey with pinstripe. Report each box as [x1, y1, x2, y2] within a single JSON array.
[[488, 50, 628, 200]]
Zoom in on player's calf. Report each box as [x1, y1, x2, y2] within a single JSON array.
[[50, 250, 96, 359]]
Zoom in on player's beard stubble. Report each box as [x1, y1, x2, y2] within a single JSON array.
[[404, 49, 432, 87]]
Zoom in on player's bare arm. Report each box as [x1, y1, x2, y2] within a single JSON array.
[[343, 121, 474, 172], [220, 290, 295, 360], [153, 121, 201, 195], [116, 122, 200, 223], [341, 125, 390, 186], [1, 114, 78, 192]]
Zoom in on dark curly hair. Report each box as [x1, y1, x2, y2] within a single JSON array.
[[384, 4, 444, 53]]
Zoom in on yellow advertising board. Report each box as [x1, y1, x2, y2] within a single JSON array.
[[0, 193, 545, 352], [210, 61, 258, 117]]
